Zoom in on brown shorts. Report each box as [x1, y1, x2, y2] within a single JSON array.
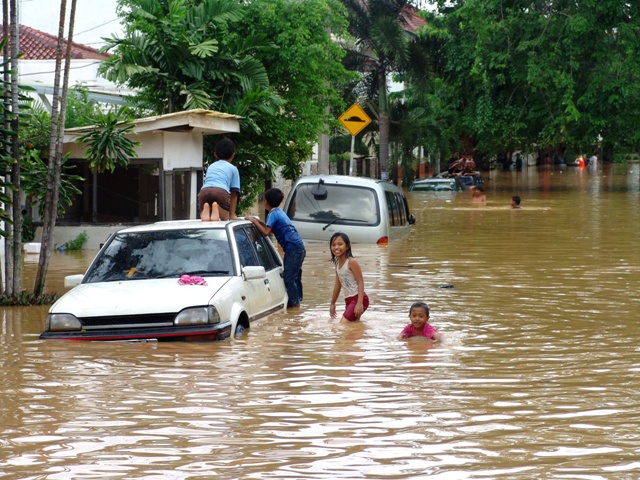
[[198, 187, 230, 212]]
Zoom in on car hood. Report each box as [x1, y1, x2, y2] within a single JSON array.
[[50, 277, 233, 317]]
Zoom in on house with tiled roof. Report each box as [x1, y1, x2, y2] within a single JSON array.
[[17, 25, 108, 60], [9, 24, 128, 105]]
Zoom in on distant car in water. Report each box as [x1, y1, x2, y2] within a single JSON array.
[[283, 175, 415, 245], [40, 219, 287, 342], [409, 177, 463, 192]]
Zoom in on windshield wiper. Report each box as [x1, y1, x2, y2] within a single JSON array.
[[323, 217, 368, 230], [155, 269, 229, 278], [322, 217, 340, 230]]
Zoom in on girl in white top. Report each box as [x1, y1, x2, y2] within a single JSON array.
[[329, 233, 369, 322]]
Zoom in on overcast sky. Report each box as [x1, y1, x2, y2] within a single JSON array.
[[19, 0, 123, 49]]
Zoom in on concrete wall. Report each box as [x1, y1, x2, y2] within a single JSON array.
[[34, 225, 123, 250]]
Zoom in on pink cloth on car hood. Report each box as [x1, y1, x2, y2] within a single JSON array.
[[178, 275, 208, 286]]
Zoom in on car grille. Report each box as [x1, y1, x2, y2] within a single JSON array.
[[80, 313, 176, 328]]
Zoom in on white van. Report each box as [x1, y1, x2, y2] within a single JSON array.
[[283, 175, 415, 244]]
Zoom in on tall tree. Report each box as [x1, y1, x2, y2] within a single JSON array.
[[340, 0, 416, 180], [236, 0, 355, 181], [99, 0, 272, 114], [34, 0, 77, 297], [1, 0, 22, 295], [101, 0, 354, 211], [431, 0, 640, 161]]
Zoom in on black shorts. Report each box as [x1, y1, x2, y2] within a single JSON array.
[[198, 187, 230, 212]]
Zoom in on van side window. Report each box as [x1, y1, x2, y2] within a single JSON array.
[[385, 192, 409, 227]]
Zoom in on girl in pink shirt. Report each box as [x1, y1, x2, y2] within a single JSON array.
[[398, 302, 442, 341]]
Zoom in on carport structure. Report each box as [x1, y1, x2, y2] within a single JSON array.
[[62, 109, 240, 224]]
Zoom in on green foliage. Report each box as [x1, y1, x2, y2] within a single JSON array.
[[339, 0, 419, 175], [21, 214, 35, 243], [65, 85, 102, 128], [422, 0, 640, 159], [103, 0, 354, 211], [100, 0, 270, 113], [0, 290, 59, 306], [236, 0, 356, 183], [330, 134, 369, 156], [21, 152, 83, 218], [59, 231, 88, 251], [0, 39, 17, 237], [75, 108, 141, 172]]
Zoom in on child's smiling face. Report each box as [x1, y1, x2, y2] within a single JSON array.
[[331, 236, 348, 258], [409, 307, 429, 329]]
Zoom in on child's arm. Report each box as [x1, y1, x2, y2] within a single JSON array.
[[397, 324, 411, 340], [330, 274, 341, 318], [247, 216, 272, 236], [348, 258, 365, 319]]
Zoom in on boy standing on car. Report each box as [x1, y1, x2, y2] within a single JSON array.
[[248, 188, 306, 309]]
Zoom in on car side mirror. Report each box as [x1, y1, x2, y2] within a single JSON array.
[[64, 274, 84, 288], [242, 266, 266, 280], [408, 214, 416, 225]]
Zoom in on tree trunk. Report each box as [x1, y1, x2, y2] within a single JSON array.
[[34, 0, 72, 297], [2, 0, 10, 295], [8, 0, 21, 294], [378, 67, 389, 180]]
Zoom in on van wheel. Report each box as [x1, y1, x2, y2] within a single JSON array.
[[234, 324, 246, 337]]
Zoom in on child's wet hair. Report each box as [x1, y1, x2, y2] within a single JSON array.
[[264, 188, 284, 207], [330, 232, 353, 264], [410, 302, 429, 316]]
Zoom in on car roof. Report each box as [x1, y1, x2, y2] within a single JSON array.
[[113, 219, 250, 234], [412, 178, 456, 183], [292, 175, 404, 192]]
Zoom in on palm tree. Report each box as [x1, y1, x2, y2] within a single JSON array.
[[340, 0, 418, 180], [34, 0, 77, 297], [99, 0, 274, 115]]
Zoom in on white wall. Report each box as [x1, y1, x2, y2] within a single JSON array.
[[20, 59, 116, 89]]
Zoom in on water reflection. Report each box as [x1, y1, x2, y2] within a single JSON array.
[[2, 164, 640, 478]]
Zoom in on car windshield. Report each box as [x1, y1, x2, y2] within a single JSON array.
[[287, 183, 379, 225], [83, 228, 234, 283], [411, 181, 456, 191]]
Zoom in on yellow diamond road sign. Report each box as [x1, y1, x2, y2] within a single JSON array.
[[339, 103, 372, 136]]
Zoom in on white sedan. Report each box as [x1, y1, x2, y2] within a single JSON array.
[[40, 219, 288, 342]]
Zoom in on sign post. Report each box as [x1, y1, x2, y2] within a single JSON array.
[[338, 103, 372, 176]]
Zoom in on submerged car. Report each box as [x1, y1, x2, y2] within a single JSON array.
[[283, 175, 415, 244], [40, 219, 287, 342], [409, 177, 463, 192]]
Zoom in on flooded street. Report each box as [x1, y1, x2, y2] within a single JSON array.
[[2, 164, 639, 479]]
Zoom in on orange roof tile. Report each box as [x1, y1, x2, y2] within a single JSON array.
[[6, 24, 109, 60]]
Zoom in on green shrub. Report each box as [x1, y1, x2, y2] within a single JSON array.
[[0, 290, 59, 306], [60, 231, 88, 251], [22, 214, 35, 243]]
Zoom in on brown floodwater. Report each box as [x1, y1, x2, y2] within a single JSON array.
[[2, 164, 639, 479]]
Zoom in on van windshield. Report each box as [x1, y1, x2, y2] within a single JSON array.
[[287, 184, 380, 226]]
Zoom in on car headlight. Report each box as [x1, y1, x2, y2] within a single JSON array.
[[46, 313, 82, 331], [174, 306, 220, 326]]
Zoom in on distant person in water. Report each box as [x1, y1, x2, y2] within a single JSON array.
[[398, 302, 442, 341], [511, 195, 521, 209], [470, 185, 486, 206]]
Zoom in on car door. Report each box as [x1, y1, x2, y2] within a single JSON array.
[[243, 224, 286, 312], [233, 225, 284, 317]]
